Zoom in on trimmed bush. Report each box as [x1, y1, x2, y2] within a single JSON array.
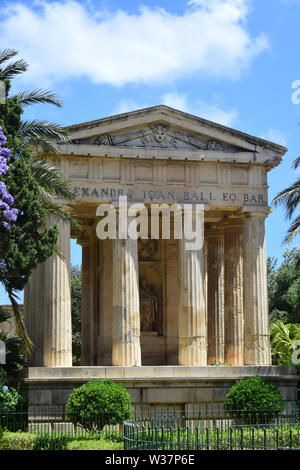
[[66, 379, 132, 432], [0, 432, 35, 450], [224, 376, 285, 424]]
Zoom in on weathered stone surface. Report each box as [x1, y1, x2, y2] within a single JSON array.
[[243, 212, 271, 365], [21, 105, 287, 378]]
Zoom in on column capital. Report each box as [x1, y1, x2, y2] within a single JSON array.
[[222, 220, 243, 232], [77, 227, 91, 247], [206, 227, 224, 239], [242, 207, 272, 219]]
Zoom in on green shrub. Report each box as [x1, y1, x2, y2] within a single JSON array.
[[224, 376, 284, 424], [33, 433, 69, 450], [0, 385, 28, 431], [0, 432, 35, 450], [66, 379, 132, 432], [67, 438, 124, 450], [0, 385, 26, 413]]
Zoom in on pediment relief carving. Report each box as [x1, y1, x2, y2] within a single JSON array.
[[71, 123, 244, 152]]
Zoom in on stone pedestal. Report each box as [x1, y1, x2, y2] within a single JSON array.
[[207, 231, 225, 365], [224, 224, 244, 366], [178, 237, 207, 366], [243, 212, 271, 365], [43, 220, 72, 367], [112, 216, 141, 366]]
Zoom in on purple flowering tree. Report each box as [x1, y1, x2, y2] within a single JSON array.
[[0, 127, 18, 228]]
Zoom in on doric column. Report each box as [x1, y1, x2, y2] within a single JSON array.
[[77, 227, 92, 366], [112, 214, 141, 366], [243, 212, 271, 365], [224, 223, 244, 365], [207, 230, 225, 365], [178, 228, 207, 366], [24, 262, 45, 366], [43, 219, 72, 366]]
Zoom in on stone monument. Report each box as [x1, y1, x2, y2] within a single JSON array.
[[21, 106, 298, 411]]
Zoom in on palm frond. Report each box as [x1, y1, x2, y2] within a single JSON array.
[[18, 120, 71, 153], [0, 306, 11, 324], [3, 285, 33, 355], [13, 89, 62, 108], [284, 215, 300, 243], [0, 59, 28, 80], [273, 178, 300, 219], [292, 155, 300, 169], [0, 49, 18, 65], [31, 157, 75, 200], [39, 197, 77, 226]]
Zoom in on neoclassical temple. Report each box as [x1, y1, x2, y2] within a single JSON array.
[[22, 106, 298, 408]]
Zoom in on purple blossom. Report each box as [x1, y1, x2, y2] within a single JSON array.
[[0, 127, 7, 146], [3, 208, 18, 222], [0, 147, 11, 158], [0, 128, 18, 228]]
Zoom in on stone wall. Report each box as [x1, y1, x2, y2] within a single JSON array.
[[21, 366, 298, 414]]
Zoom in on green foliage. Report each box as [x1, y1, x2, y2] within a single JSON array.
[[0, 384, 27, 431], [273, 153, 300, 243], [71, 265, 82, 365], [270, 321, 300, 374], [0, 368, 7, 386], [0, 432, 34, 450], [67, 438, 124, 450], [0, 49, 75, 352], [127, 424, 300, 450], [224, 377, 284, 424], [0, 307, 25, 379], [0, 385, 26, 413], [267, 248, 300, 324], [66, 379, 132, 432], [33, 432, 69, 450]]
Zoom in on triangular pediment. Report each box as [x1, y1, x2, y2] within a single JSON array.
[[70, 122, 241, 152], [54, 105, 287, 165]]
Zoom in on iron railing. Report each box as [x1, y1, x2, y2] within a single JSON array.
[[0, 403, 299, 450], [123, 417, 300, 450]]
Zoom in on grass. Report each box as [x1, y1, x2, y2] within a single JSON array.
[[67, 438, 124, 450], [0, 431, 123, 450]]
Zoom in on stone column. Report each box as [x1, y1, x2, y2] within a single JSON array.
[[207, 230, 225, 365], [112, 214, 141, 366], [224, 223, 244, 365], [178, 229, 207, 366], [43, 219, 72, 366], [243, 212, 271, 365], [24, 262, 45, 366], [77, 228, 91, 366]]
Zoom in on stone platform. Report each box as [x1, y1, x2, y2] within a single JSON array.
[[21, 366, 298, 412]]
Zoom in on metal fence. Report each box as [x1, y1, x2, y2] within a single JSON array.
[[1, 403, 300, 450], [124, 417, 300, 450]]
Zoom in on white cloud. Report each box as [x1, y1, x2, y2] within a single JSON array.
[[115, 99, 148, 114], [261, 129, 287, 147], [115, 92, 238, 127], [162, 92, 238, 126], [0, 0, 269, 87]]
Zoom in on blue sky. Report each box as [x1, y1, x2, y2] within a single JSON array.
[[0, 0, 299, 303]]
